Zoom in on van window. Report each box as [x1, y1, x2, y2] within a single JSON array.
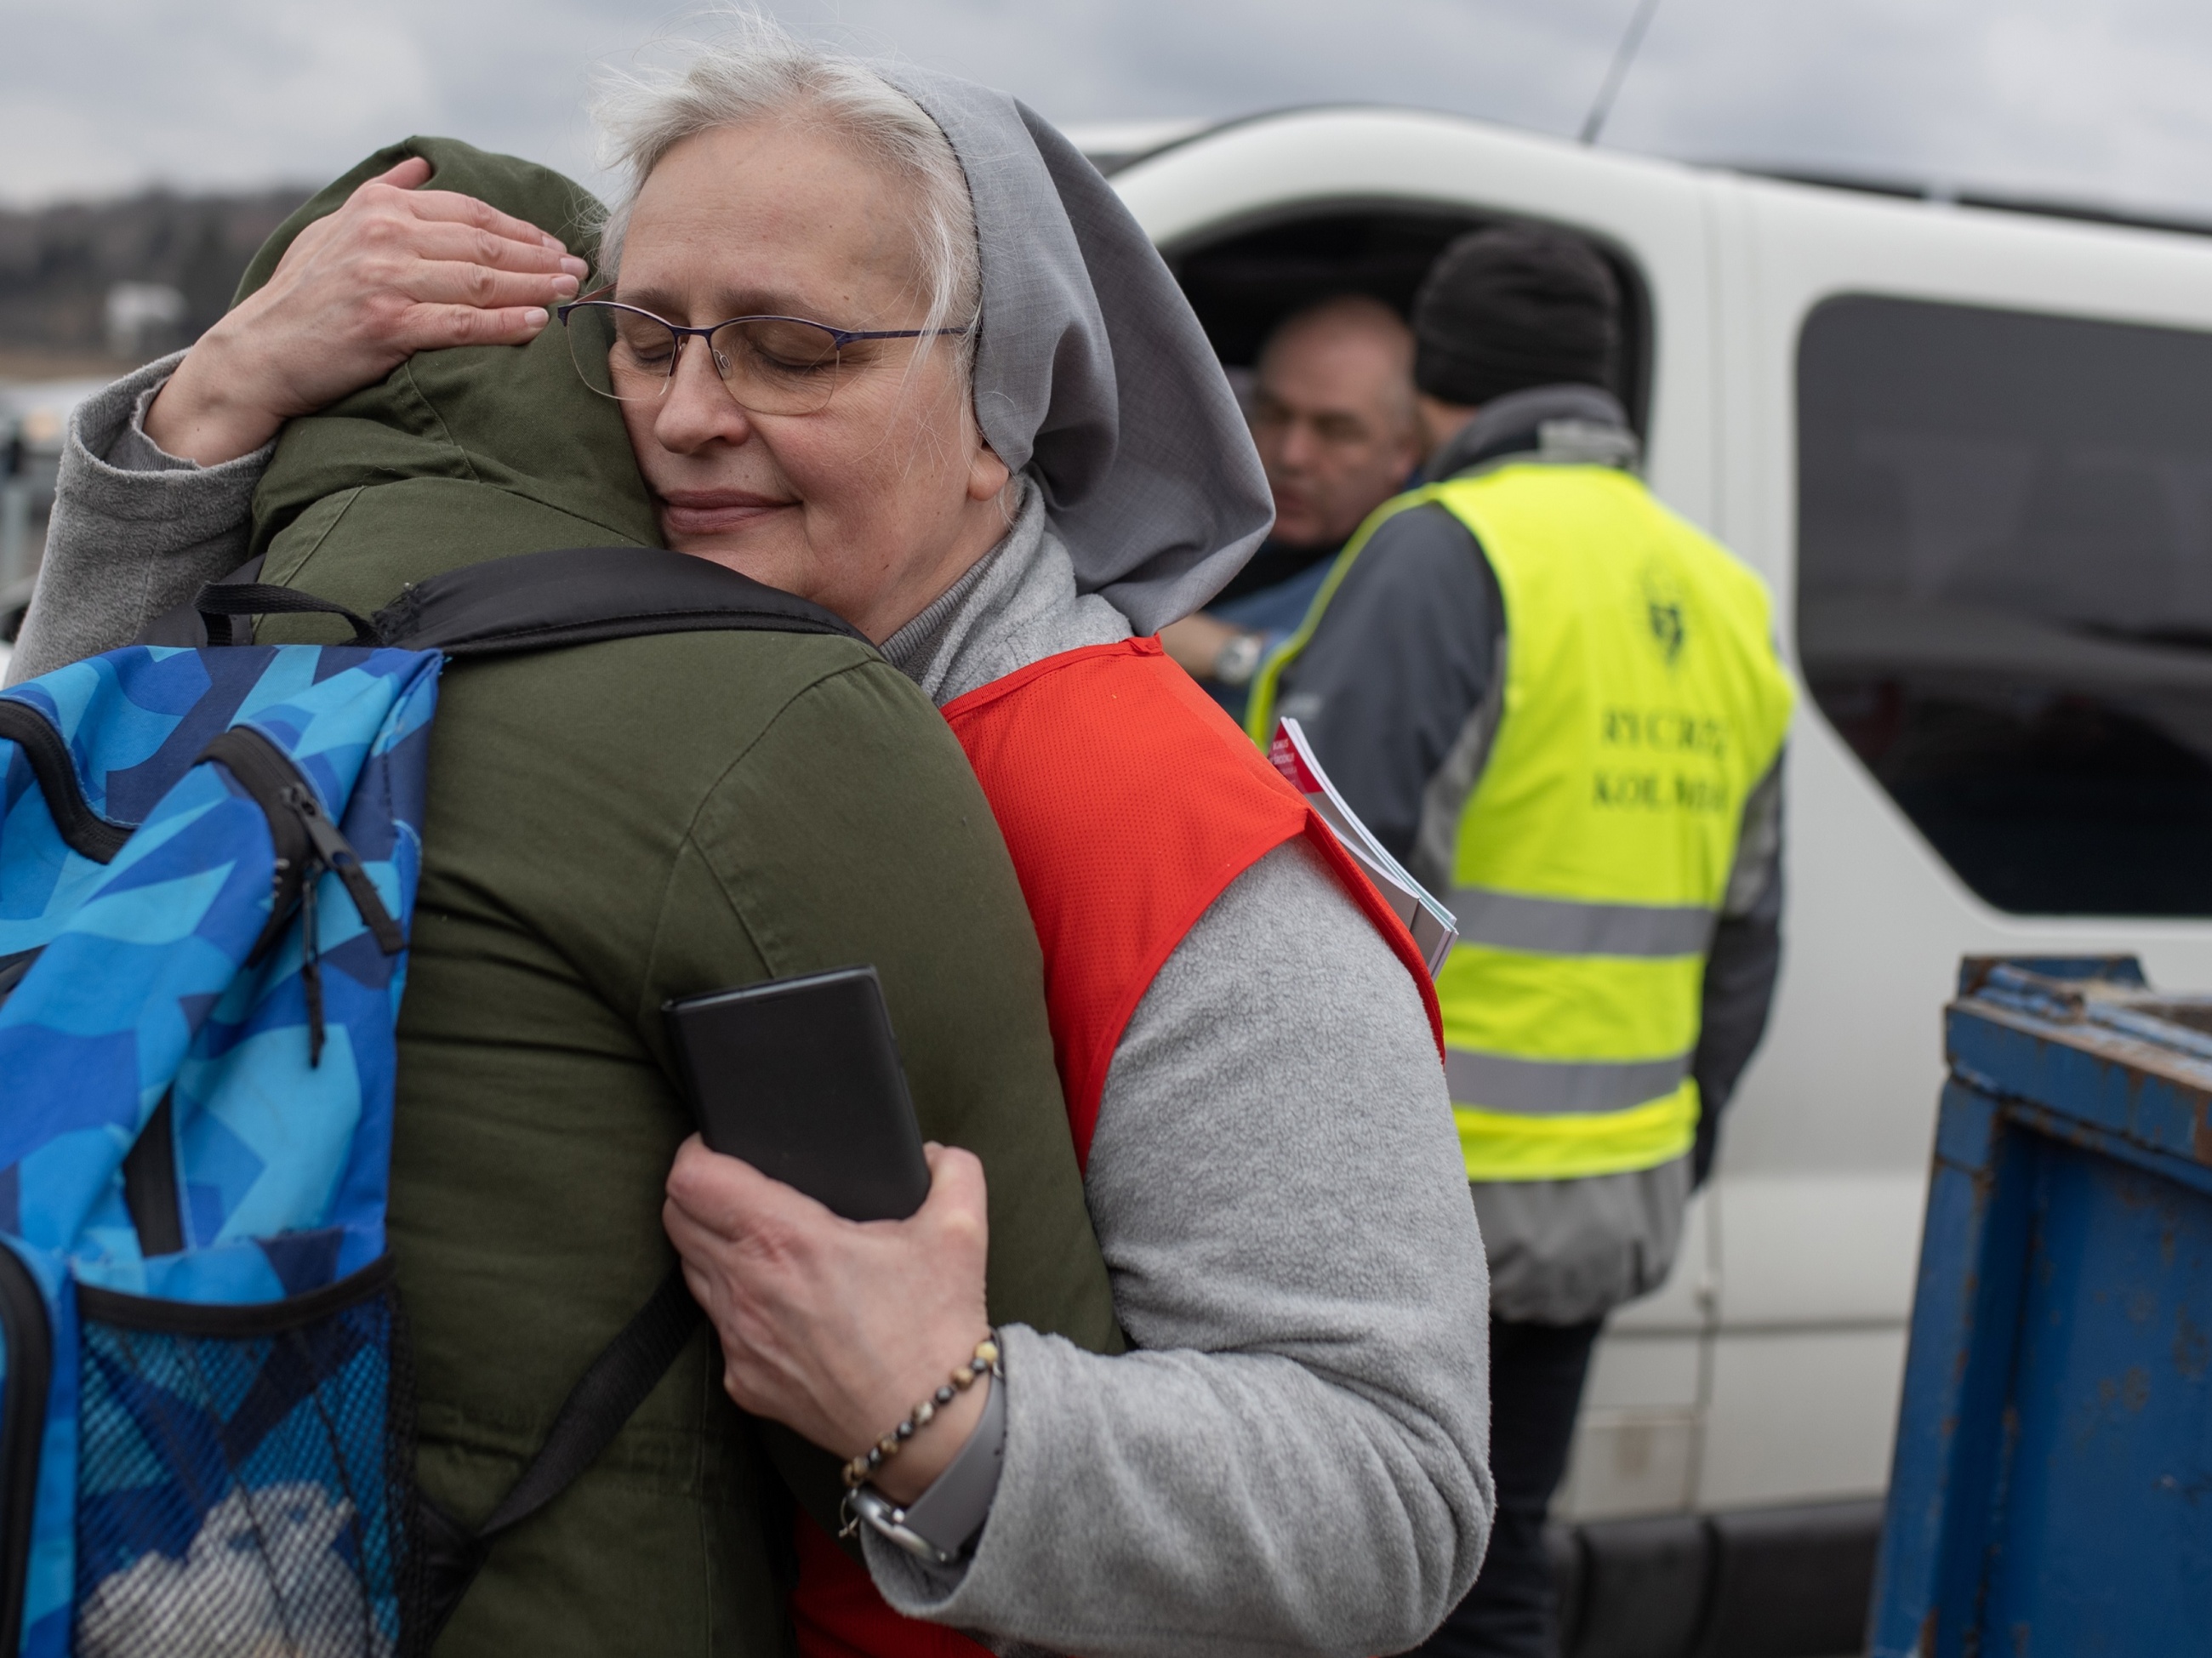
[[1166, 207, 1651, 434], [1798, 294, 2212, 915]]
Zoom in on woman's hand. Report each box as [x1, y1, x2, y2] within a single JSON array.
[[145, 157, 589, 465], [664, 1137, 995, 1504]]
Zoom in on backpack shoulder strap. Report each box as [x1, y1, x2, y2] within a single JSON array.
[[168, 546, 870, 656], [373, 545, 868, 657], [418, 1266, 704, 1640]]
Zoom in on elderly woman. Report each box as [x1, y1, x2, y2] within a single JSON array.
[[12, 21, 1491, 1658]]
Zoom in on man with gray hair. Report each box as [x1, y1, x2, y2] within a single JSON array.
[[1161, 293, 1422, 718]]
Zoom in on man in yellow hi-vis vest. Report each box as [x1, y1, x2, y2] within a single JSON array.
[[1246, 226, 1794, 1658]]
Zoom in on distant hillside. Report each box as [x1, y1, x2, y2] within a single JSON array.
[[0, 186, 313, 367]]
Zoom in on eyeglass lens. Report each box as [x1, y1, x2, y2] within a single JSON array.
[[567, 304, 844, 416]]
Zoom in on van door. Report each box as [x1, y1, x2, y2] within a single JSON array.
[[1713, 174, 2212, 1517]]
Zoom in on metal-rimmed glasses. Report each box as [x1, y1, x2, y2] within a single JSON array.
[[557, 288, 970, 416]]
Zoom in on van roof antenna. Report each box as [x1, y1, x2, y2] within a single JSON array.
[[1579, 0, 1666, 146]]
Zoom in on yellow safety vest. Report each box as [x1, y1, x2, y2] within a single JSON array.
[[1248, 464, 1795, 1181]]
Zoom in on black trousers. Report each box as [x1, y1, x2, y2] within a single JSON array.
[[1409, 1316, 1604, 1658]]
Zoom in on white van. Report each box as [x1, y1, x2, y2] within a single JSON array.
[[1089, 107, 2212, 1655]]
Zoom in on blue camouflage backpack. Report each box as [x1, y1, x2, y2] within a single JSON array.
[[0, 550, 867, 1658], [0, 632, 437, 1658]]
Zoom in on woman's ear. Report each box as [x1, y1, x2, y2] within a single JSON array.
[[967, 443, 1011, 504]]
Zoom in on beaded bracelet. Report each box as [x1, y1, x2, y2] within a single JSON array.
[[841, 1336, 1002, 1490]]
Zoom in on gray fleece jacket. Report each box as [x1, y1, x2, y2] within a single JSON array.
[[13, 361, 1493, 1658]]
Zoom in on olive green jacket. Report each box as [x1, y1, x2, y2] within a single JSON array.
[[239, 139, 1119, 1656]]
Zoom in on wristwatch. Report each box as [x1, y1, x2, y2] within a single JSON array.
[[852, 1366, 1007, 1565], [1213, 630, 1267, 687]]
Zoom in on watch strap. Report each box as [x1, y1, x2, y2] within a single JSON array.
[[861, 1367, 1007, 1563]]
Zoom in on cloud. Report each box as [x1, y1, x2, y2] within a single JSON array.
[[5, 0, 2212, 224], [0, 0, 625, 202], [1605, 0, 2212, 214], [767, 0, 1626, 130]]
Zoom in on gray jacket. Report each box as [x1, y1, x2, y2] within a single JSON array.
[[1276, 385, 1787, 1325], [13, 362, 1493, 1658]]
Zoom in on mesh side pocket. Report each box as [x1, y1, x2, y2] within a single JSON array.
[[72, 1260, 422, 1658]]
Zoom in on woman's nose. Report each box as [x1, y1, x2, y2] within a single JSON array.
[[654, 337, 754, 453]]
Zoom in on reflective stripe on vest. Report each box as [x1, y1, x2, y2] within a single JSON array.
[[1450, 885, 1715, 956], [1251, 464, 1794, 1182]]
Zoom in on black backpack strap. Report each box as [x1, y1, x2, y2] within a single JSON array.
[[146, 556, 377, 649], [372, 545, 867, 657], [418, 1266, 704, 1640], [166, 547, 867, 656], [197, 582, 380, 646], [143, 556, 386, 651], [138, 556, 265, 647]]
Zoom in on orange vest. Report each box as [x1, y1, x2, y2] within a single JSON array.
[[791, 639, 1443, 1656]]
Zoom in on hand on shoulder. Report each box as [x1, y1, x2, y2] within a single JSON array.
[[144, 156, 588, 465]]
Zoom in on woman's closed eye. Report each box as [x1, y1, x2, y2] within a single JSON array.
[[721, 319, 843, 379], [620, 339, 679, 373], [612, 320, 679, 372]]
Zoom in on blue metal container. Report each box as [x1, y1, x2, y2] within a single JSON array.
[[1869, 956, 2212, 1656]]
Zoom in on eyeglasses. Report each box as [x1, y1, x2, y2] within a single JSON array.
[[558, 289, 970, 417]]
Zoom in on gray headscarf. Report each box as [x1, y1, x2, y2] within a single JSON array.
[[870, 64, 1272, 634]]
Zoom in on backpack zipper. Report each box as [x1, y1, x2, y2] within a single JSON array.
[[0, 1244, 50, 1656], [199, 727, 406, 1067]]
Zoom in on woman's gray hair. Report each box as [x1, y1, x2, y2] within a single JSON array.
[[590, 13, 982, 361]]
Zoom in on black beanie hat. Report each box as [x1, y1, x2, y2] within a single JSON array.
[[1411, 224, 1621, 407]]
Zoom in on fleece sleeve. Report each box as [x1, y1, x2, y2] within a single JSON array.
[[8, 354, 273, 683]]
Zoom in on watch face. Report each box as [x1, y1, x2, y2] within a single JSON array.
[[1217, 633, 1263, 687]]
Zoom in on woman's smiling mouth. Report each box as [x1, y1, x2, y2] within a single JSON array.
[[658, 488, 797, 537]]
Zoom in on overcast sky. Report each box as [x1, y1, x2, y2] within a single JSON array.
[[4, 0, 2210, 221]]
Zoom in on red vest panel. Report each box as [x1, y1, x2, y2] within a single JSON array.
[[943, 638, 1441, 1164], [790, 638, 1444, 1657]]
